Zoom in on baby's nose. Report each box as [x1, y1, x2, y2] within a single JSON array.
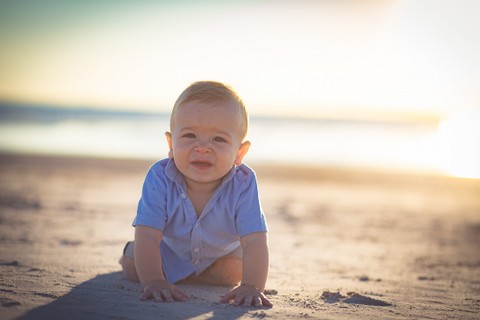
[[194, 145, 211, 154]]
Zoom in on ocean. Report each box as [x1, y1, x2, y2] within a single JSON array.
[[0, 104, 443, 175]]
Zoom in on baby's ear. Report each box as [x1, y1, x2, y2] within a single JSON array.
[[165, 132, 174, 159], [234, 141, 251, 166]]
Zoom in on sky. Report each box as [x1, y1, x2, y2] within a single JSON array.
[[0, 0, 479, 121]]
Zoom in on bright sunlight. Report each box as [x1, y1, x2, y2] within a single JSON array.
[[437, 110, 480, 179]]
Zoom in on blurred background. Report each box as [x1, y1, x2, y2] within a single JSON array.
[[1, 0, 479, 178]]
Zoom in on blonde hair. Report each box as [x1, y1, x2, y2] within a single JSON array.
[[170, 81, 249, 139]]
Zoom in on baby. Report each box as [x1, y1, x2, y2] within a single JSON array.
[[120, 81, 272, 307]]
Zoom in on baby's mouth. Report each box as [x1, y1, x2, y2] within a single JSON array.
[[191, 161, 213, 169]]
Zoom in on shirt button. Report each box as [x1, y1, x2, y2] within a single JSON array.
[[181, 193, 186, 199], [194, 259, 200, 264], [193, 248, 200, 253]]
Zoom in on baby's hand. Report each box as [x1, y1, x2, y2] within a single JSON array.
[[140, 279, 188, 302], [220, 284, 273, 307]]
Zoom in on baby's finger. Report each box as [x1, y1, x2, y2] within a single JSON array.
[[220, 291, 235, 303], [243, 295, 254, 306], [159, 289, 174, 302], [153, 290, 165, 302], [233, 295, 245, 306], [140, 290, 152, 301], [260, 293, 273, 307], [172, 288, 188, 301], [253, 296, 262, 307]]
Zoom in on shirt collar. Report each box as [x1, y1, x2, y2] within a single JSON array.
[[165, 158, 184, 185]]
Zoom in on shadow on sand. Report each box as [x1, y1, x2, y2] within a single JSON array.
[[16, 272, 254, 320]]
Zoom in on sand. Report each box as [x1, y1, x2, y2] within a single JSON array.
[[0, 153, 479, 319]]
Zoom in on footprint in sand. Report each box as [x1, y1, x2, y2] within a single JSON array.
[[321, 291, 392, 306], [1, 297, 21, 307]]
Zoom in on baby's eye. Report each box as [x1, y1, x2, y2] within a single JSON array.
[[182, 133, 196, 139], [212, 136, 227, 143]]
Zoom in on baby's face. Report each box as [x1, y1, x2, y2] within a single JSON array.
[[167, 99, 249, 187]]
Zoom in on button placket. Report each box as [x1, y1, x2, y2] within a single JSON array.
[[191, 221, 202, 269]]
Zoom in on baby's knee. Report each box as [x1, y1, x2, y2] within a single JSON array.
[[221, 258, 242, 284], [119, 255, 139, 282], [204, 257, 242, 286]]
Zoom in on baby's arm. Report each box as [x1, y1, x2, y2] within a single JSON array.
[[134, 225, 188, 302], [220, 232, 272, 307]]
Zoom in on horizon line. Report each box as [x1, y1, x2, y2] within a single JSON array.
[[0, 99, 441, 125]]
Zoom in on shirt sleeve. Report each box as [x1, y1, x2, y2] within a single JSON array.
[[235, 166, 268, 237], [133, 163, 168, 231]]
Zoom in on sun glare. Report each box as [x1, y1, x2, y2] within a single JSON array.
[[437, 110, 480, 179]]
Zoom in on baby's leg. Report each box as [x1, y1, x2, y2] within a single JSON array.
[[186, 247, 243, 286], [193, 255, 242, 286], [119, 241, 140, 282], [120, 242, 242, 286]]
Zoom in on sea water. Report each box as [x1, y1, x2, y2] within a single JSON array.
[[0, 106, 442, 174]]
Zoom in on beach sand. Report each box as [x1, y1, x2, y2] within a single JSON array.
[[0, 153, 479, 319]]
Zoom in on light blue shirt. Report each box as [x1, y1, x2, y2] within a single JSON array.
[[133, 158, 268, 283]]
